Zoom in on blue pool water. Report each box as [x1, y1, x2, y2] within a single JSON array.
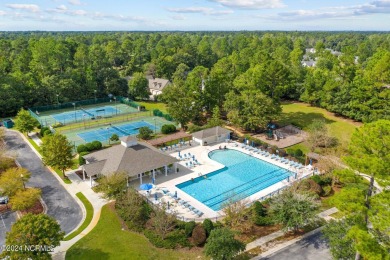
[[176, 149, 291, 211], [77, 121, 156, 143]]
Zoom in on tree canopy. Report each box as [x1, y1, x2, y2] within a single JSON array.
[[204, 228, 245, 260], [2, 213, 64, 260], [13, 108, 39, 135], [41, 133, 73, 177]]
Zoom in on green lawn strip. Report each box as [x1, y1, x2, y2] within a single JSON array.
[[25, 136, 41, 153], [71, 158, 79, 170], [66, 204, 205, 260], [137, 101, 168, 114], [64, 192, 94, 241]]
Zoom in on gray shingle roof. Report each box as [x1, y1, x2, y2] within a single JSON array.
[[148, 78, 170, 90], [192, 126, 231, 140], [83, 142, 177, 177]]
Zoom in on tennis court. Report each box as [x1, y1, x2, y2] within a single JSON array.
[[51, 106, 120, 124], [77, 121, 156, 143]]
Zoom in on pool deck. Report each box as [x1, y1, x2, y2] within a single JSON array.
[[147, 141, 314, 221]]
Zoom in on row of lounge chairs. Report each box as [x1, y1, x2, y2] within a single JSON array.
[[241, 145, 304, 169], [179, 200, 204, 217], [178, 152, 193, 160]]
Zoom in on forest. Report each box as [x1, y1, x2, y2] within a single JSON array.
[[0, 31, 389, 123]]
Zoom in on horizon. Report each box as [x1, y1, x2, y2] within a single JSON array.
[[1, 0, 390, 31]]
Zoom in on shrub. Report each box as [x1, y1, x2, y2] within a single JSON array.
[[184, 221, 196, 237], [40, 126, 50, 137], [78, 152, 89, 165], [323, 185, 333, 196], [253, 201, 267, 217], [254, 216, 273, 226], [161, 124, 176, 134], [191, 225, 207, 246], [152, 109, 163, 117], [91, 140, 102, 150], [202, 219, 214, 237], [163, 114, 173, 121], [44, 129, 52, 136], [144, 229, 190, 249], [77, 144, 88, 154], [295, 149, 303, 157], [138, 126, 153, 140], [85, 142, 95, 151], [187, 124, 204, 133], [110, 134, 119, 142], [310, 175, 323, 185]]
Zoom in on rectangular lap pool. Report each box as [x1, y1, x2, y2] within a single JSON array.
[[176, 149, 291, 211]]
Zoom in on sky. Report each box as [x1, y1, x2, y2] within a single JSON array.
[[0, 0, 390, 31]]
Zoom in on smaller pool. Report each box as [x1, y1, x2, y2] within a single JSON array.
[[176, 149, 291, 211]]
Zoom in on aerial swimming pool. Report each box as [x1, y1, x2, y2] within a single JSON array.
[[176, 149, 291, 211]]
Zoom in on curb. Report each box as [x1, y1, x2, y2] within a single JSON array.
[[8, 130, 87, 236], [253, 226, 324, 259]]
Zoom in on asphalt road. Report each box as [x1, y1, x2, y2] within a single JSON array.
[[261, 231, 332, 260], [0, 210, 17, 246], [2, 130, 82, 236]]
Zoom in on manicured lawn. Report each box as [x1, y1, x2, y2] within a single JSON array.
[[64, 192, 94, 241], [280, 102, 360, 143], [66, 204, 206, 260], [137, 101, 168, 113]]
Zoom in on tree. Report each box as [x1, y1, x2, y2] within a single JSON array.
[[110, 133, 119, 142], [204, 228, 245, 260], [0, 167, 30, 197], [269, 190, 319, 232], [222, 196, 252, 233], [306, 119, 338, 152], [13, 108, 39, 135], [344, 120, 390, 259], [115, 188, 152, 231], [137, 126, 153, 140], [207, 106, 224, 128], [2, 213, 64, 260], [322, 217, 358, 259], [41, 133, 73, 177], [10, 188, 41, 211], [129, 72, 149, 100], [95, 171, 128, 199], [149, 204, 177, 239], [224, 90, 281, 131]]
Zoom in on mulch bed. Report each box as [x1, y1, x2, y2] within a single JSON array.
[[20, 199, 44, 215], [238, 224, 282, 243]]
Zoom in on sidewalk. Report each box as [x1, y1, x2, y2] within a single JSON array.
[[245, 207, 338, 252], [26, 132, 108, 260]]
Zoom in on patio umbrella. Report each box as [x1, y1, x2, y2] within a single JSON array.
[[154, 193, 158, 201], [174, 191, 177, 198], [139, 183, 153, 191], [178, 151, 181, 156], [152, 178, 155, 184], [167, 201, 170, 210]]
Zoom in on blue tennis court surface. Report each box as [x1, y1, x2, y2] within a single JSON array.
[[77, 121, 155, 143], [51, 106, 120, 124]]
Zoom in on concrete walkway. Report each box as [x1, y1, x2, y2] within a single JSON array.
[[25, 132, 108, 260], [245, 207, 338, 252]]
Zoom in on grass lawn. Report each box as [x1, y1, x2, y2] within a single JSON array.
[[64, 192, 94, 241], [66, 204, 206, 260], [279, 102, 361, 152], [280, 102, 360, 141], [137, 101, 168, 113]]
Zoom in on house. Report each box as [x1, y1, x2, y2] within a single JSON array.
[[148, 77, 171, 96], [81, 136, 178, 186], [192, 126, 231, 146]]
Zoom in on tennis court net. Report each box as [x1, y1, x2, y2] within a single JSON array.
[[111, 125, 130, 136], [80, 107, 94, 117]]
